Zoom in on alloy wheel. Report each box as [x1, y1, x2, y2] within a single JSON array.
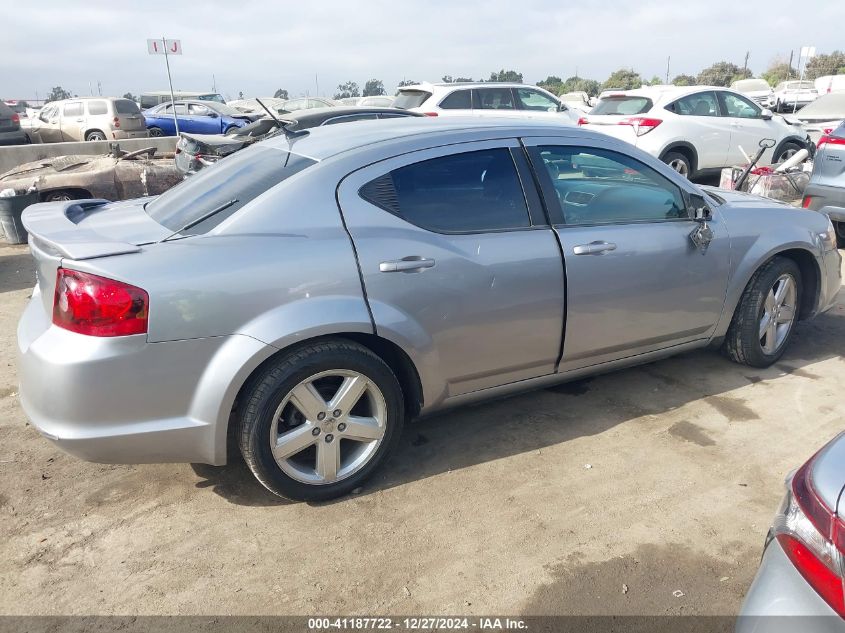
[[759, 273, 797, 355], [668, 158, 689, 177], [269, 370, 387, 485]]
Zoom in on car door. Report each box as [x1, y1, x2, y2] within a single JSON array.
[[666, 91, 731, 169], [60, 101, 86, 141], [35, 106, 62, 142], [185, 103, 219, 133], [524, 138, 731, 371], [717, 91, 776, 166], [337, 139, 565, 400]]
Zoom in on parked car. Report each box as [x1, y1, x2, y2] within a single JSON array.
[[227, 98, 288, 114], [175, 106, 423, 174], [802, 121, 845, 247], [393, 81, 580, 124], [773, 81, 819, 113], [17, 119, 840, 501], [139, 91, 225, 109], [737, 432, 845, 629], [0, 100, 28, 146], [279, 97, 338, 112], [21, 98, 148, 143], [579, 86, 813, 178], [0, 145, 182, 201], [730, 78, 775, 109], [143, 100, 258, 137], [814, 75, 845, 95], [559, 91, 593, 113], [335, 97, 395, 107]]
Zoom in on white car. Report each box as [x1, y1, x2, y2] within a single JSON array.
[[393, 82, 580, 124], [730, 78, 774, 109], [773, 81, 818, 112], [579, 86, 813, 178]]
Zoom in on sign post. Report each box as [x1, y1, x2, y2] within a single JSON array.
[[147, 38, 182, 135]]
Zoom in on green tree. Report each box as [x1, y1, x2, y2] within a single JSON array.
[[488, 69, 523, 83], [537, 75, 564, 95], [805, 51, 845, 80], [397, 79, 417, 87], [602, 69, 642, 90], [561, 77, 601, 96], [762, 62, 797, 86], [122, 92, 137, 102], [442, 75, 453, 83], [672, 74, 696, 86], [647, 75, 663, 86], [454, 77, 473, 83], [46, 86, 72, 102], [362, 79, 385, 97], [696, 61, 749, 87], [334, 81, 360, 99], [273, 88, 289, 99]]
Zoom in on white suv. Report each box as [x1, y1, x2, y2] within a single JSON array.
[[579, 86, 813, 178], [394, 82, 579, 124]]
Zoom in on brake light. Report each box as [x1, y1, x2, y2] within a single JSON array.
[[618, 117, 662, 136], [802, 196, 813, 208], [112, 116, 120, 129], [11, 113, 20, 124], [422, 112, 438, 117], [771, 452, 845, 618], [577, 117, 589, 126], [818, 135, 845, 148], [53, 269, 148, 337]]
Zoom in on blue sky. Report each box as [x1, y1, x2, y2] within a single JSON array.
[[4, 0, 843, 101]]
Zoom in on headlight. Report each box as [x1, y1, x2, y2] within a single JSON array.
[[820, 216, 837, 251]]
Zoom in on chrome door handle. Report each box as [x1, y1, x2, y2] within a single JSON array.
[[573, 241, 617, 255], [379, 257, 436, 273]]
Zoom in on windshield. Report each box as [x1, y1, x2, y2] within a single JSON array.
[[196, 93, 226, 103], [732, 79, 769, 92], [591, 96, 653, 115], [145, 145, 316, 234], [206, 102, 248, 117], [394, 90, 432, 109]]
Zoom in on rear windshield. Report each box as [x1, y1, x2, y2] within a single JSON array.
[[591, 96, 653, 115], [732, 79, 769, 92], [114, 99, 140, 114], [145, 146, 316, 235], [393, 90, 432, 109]]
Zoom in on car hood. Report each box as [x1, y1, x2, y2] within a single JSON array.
[[700, 185, 794, 209]]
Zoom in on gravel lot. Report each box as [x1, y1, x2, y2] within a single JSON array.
[[1, 241, 844, 617]]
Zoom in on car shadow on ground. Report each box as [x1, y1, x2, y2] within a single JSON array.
[[191, 301, 845, 507]]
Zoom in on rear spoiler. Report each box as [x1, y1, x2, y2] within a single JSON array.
[[22, 199, 142, 260]]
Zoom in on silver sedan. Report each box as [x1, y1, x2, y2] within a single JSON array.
[[17, 118, 842, 501]]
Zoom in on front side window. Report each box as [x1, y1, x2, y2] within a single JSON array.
[[670, 91, 719, 117], [473, 88, 515, 110], [360, 148, 530, 233], [439, 89, 472, 110], [515, 88, 559, 111], [145, 146, 316, 235], [189, 104, 210, 116], [535, 145, 686, 225], [87, 100, 108, 115], [719, 92, 761, 118], [63, 102, 83, 117]]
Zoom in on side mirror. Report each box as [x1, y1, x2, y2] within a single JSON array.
[[689, 193, 712, 221], [208, 112, 219, 118], [760, 108, 773, 120]]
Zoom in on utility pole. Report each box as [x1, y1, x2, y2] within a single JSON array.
[[97, 81, 102, 96], [212, 74, 216, 92], [743, 51, 749, 76], [788, 50, 794, 74], [666, 56, 670, 84], [316, 73, 319, 97]]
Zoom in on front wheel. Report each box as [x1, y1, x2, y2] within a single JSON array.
[[774, 142, 803, 165], [238, 340, 405, 501], [722, 257, 802, 367]]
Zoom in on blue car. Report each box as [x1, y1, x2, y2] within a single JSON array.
[[143, 100, 257, 137]]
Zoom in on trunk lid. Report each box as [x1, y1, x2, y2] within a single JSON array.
[[22, 199, 170, 314], [112, 99, 146, 132], [579, 115, 640, 144]]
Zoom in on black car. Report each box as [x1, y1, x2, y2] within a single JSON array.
[[174, 107, 424, 174], [0, 101, 28, 146]]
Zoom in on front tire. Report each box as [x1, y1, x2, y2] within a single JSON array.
[[774, 142, 802, 165], [722, 257, 802, 367], [238, 340, 404, 501]]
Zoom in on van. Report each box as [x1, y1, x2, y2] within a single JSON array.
[[29, 98, 148, 143], [139, 92, 225, 109]]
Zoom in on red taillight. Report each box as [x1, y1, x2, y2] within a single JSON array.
[[618, 117, 662, 136], [818, 135, 845, 148], [777, 534, 845, 617], [11, 113, 20, 124], [422, 112, 438, 117], [802, 196, 813, 208], [577, 117, 589, 126], [112, 116, 120, 128], [53, 269, 148, 337]]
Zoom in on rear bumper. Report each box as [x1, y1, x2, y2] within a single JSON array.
[[111, 130, 149, 140], [16, 288, 255, 465], [736, 538, 842, 632], [0, 129, 29, 146]]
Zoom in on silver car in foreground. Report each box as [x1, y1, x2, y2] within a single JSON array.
[[17, 118, 841, 501], [738, 433, 845, 632]]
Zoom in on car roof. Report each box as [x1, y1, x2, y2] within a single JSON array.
[[287, 106, 420, 121], [400, 82, 535, 91], [262, 116, 613, 161], [598, 85, 728, 102]]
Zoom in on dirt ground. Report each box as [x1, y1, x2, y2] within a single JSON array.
[[1, 241, 844, 618]]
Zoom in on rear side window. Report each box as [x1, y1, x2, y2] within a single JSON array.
[[591, 96, 653, 115], [359, 148, 530, 233], [393, 90, 432, 109], [145, 146, 316, 235], [114, 99, 140, 114], [669, 91, 719, 117], [473, 88, 515, 110], [63, 102, 83, 117], [439, 89, 472, 109], [87, 100, 108, 115]]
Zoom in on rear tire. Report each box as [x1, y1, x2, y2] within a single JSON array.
[[722, 257, 802, 367], [85, 130, 106, 142], [238, 340, 405, 502], [148, 127, 164, 137], [662, 151, 692, 179], [43, 190, 84, 202]]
